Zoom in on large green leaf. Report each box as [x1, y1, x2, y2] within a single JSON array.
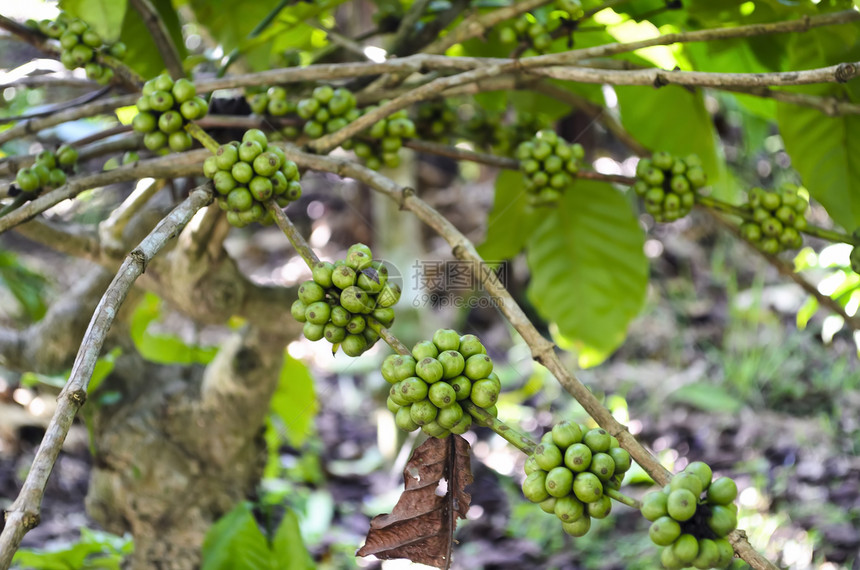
[[525, 180, 648, 367], [777, 24, 860, 231], [270, 353, 318, 448], [615, 84, 726, 196], [477, 170, 543, 260], [201, 502, 312, 570], [59, 0, 128, 42], [117, 0, 186, 79]]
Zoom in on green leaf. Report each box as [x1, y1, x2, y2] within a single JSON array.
[[89, 347, 122, 393], [0, 249, 47, 322], [777, 24, 860, 231], [201, 502, 273, 570], [272, 509, 314, 570], [59, 0, 129, 42], [118, 0, 186, 79], [796, 296, 819, 330], [270, 353, 318, 448], [525, 180, 648, 367], [129, 293, 218, 365], [201, 501, 311, 570], [615, 84, 727, 197], [668, 382, 744, 414], [477, 170, 542, 260]]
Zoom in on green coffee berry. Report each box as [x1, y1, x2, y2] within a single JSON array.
[[428, 381, 456, 408], [563, 443, 592, 473], [561, 516, 591, 537], [586, 495, 612, 519], [416, 357, 444, 383], [534, 443, 563, 471], [545, 466, 574, 498], [641, 491, 669, 521], [707, 477, 738, 505], [395, 406, 419, 431], [649, 516, 682, 546], [572, 472, 603, 503], [553, 494, 584, 523], [449, 375, 472, 400], [522, 471, 550, 503], [666, 489, 697, 522], [436, 402, 463, 428], [410, 399, 438, 426], [412, 340, 439, 360]]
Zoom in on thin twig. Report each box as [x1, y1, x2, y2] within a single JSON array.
[[0, 184, 213, 570], [0, 150, 208, 234], [0, 94, 139, 147], [403, 139, 520, 169], [130, 0, 185, 79], [264, 199, 320, 267], [529, 62, 860, 88], [0, 87, 112, 125]]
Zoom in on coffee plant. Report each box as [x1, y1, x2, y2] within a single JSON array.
[[0, 1, 859, 569]]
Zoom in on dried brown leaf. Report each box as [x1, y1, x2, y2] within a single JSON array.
[[357, 434, 473, 569]]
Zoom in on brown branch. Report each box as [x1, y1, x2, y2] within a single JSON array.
[[0, 150, 207, 235], [128, 0, 185, 79], [403, 139, 520, 169], [529, 62, 860, 88], [0, 87, 112, 125], [0, 94, 139, 147], [0, 185, 213, 570], [277, 145, 777, 570]]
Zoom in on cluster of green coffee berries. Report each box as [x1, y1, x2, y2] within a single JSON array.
[[346, 105, 416, 171], [32, 13, 125, 84], [291, 244, 401, 356], [739, 183, 807, 254], [414, 100, 459, 143], [203, 129, 302, 227], [14, 146, 78, 194], [522, 423, 631, 537], [498, 1, 583, 53], [132, 74, 208, 153], [634, 152, 706, 222], [642, 462, 738, 568], [246, 87, 301, 138], [383, 330, 501, 439], [297, 86, 360, 139], [516, 130, 585, 206]]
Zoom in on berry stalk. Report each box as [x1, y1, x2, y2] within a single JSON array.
[[464, 401, 538, 454], [604, 487, 640, 509], [185, 122, 220, 154], [264, 199, 320, 268]]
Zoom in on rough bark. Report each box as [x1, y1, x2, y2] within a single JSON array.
[[86, 327, 283, 570]]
